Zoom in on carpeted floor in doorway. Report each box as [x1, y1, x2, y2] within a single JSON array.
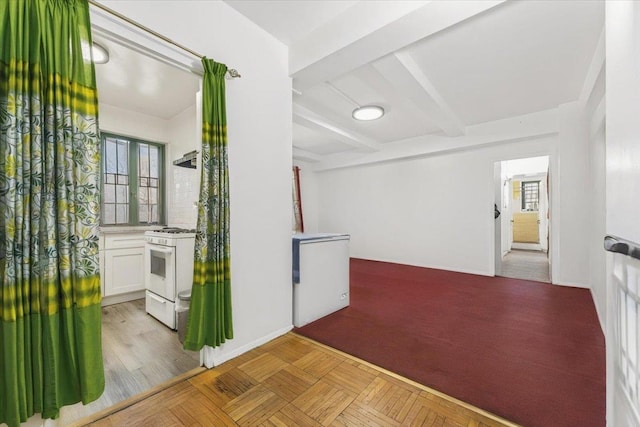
[[295, 258, 605, 427]]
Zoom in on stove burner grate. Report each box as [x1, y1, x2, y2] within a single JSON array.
[[152, 227, 196, 234]]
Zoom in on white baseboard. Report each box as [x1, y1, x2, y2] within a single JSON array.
[[201, 325, 293, 368], [554, 280, 589, 289], [101, 290, 145, 306], [511, 243, 544, 251], [362, 256, 493, 278]]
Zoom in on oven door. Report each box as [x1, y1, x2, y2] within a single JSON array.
[[145, 243, 176, 301]]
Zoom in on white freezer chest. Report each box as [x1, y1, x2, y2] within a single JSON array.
[[292, 233, 350, 327]]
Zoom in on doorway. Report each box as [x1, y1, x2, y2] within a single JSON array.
[[57, 10, 204, 426], [494, 156, 550, 283]]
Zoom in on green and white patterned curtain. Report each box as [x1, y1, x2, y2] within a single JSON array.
[[0, 1, 104, 425], [184, 58, 233, 350]]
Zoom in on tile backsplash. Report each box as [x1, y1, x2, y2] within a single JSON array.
[[166, 104, 200, 229], [168, 162, 199, 228]]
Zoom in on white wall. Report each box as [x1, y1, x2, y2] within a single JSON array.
[[606, 2, 640, 425], [315, 103, 593, 287], [503, 156, 549, 177], [317, 136, 554, 277], [586, 64, 606, 330], [95, 1, 293, 366], [98, 103, 169, 143], [556, 102, 591, 287]]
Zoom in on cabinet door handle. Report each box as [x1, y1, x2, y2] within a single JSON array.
[[148, 293, 166, 304]]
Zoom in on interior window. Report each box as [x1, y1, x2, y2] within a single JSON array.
[[101, 133, 164, 225]]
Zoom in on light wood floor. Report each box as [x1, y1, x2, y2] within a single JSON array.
[[77, 333, 517, 427], [500, 249, 550, 283], [60, 299, 201, 425]]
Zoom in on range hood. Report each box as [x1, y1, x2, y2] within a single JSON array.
[[173, 150, 197, 169]]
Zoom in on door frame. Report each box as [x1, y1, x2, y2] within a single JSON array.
[[493, 154, 557, 284], [90, 4, 206, 364]]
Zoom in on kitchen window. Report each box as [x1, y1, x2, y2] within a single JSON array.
[[101, 133, 165, 225], [521, 181, 540, 212]]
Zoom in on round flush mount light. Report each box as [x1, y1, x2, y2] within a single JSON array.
[[91, 42, 109, 64], [352, 105, 384, 121]]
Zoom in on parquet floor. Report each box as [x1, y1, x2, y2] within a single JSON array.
[[80, 333, 516, 427]]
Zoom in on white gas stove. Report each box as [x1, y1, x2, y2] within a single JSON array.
[[144, 227, 196, 329]]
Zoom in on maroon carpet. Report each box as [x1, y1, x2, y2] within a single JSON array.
[[295, 259, 605, 427]]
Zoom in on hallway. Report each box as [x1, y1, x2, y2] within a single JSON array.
[[500, 249, 550, 283]]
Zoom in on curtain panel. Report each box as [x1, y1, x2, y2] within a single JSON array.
[[184, 58, 233, 351], [0, 1, 104, 425]]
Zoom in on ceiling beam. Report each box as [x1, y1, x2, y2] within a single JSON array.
[[293, 147, 323, 163], [291, 0, 506, 90], [373, 52, 466, 136], [313, 108, 558, 171], [293, 104, 381, 152], [579, 27, 605, 103], [351, 65, 428, 125]]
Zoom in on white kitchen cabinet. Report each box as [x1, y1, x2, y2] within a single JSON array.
[[100, 231, 147, 304], [104, 246, 145, 296]]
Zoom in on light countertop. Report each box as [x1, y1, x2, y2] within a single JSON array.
[[99, 225, 164, 234]]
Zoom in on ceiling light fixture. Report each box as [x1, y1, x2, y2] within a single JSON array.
[[325, 82, 385, 121], [352, 105, 384, 121], [91, 42, 109, 64]]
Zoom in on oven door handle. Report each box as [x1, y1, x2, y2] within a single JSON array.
[[147, 245, 174, 254], [148, 293, 167, 304]]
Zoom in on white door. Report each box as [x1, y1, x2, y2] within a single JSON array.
[[606, 2, 640, 425], [493, 162, 502, 276], [606, 240, 640, 426]]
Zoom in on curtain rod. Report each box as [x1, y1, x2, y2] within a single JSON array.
[[87, 0, 241, 78]]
